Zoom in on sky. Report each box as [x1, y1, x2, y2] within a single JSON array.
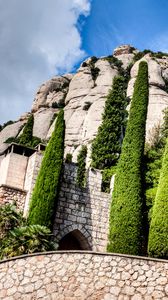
[[0, 0, 168, 123]]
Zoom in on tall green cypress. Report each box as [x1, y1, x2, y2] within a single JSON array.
[[28, 110, 65, 227], [107, 61, 149, 255], [91, 76, 128, 169], [148, 139, 168, 258]]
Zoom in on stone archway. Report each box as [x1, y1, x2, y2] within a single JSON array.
[[58, 229, 91, 250]]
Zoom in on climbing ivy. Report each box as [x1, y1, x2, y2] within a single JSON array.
[[28, 110, 65, 227], [107, 61, 149, 255]]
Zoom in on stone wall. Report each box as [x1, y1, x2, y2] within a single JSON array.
[[1, 251, 168, 299], [53, 163, 111, 252], [0, 184, 27, 211]]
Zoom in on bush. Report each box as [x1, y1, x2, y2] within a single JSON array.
[[104, 56, 123, 74], [91, 76, 128, 170], [148, 138, 168, 258], [28, 110, 65, 227], [18, 114, 34, 146], [76, 145, 87, 188], [0, 225, 57, 259], [0, 203, 25, 240], [102, 166, 117, 193], [107, 61, 149, 255]]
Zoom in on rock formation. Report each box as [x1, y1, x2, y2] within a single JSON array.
[[1, 45, 168, 163]]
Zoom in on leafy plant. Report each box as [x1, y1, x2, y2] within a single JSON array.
[[107, 61, 149, 255], [0, 203, 25, 240], [76, 145, 87, 188], [28, 110, 65, 227], [1, 225, 57, 259]]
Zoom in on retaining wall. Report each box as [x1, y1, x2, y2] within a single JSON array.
[[0, 251, 168, 300]]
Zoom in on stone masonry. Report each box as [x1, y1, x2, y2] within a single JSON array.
[[0, 184, 26, 211], [53, 163, 111, 252], [1, 251, 168, 299]]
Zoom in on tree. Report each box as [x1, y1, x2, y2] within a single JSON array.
[[107, 61, 149, 255], [148, 138, 168, 258], [91, 76, 128, 169], [28, 110, 65, 227], [76, 145, 87, 188]]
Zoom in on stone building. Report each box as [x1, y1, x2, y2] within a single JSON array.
[[0, 142, 111, 252]]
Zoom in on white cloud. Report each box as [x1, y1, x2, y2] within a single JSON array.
[[0, 0, 91, 123]]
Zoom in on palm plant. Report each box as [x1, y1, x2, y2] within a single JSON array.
[[1, 225, 57, 259]]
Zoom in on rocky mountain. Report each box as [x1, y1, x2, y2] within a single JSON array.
[[1, 44, 168, 165]]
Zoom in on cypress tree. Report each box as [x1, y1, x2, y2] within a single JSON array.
[[28, 110, 65, 227], [107, 61, 149, 255], [148, 138, 168, 258], [91, 76, 128, 169], [76, 145, 87, 188]]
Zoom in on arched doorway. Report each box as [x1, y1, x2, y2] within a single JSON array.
[[58, 229, 91, 250]]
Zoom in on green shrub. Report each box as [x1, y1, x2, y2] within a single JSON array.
[[0, 225, 57, 259], [28, 110, 65, 227], [91, 76, 128, 170], [107, 61, 149, 255], [76, 145, 87, 188], [18, 114, 34, 146], [102, 166, 117, 193], [148, 138, 168, 258], [104, 56, 123, 74], [0, 203, 25, 240]]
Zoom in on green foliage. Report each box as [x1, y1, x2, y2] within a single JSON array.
[[18, 114, 34, 145], [65, 153, 72, 163], [144, 108, 168, 222], [28, 110, 65, 227], [107, 61, 149, 255], [148, 139, 168, 258], [11, 114, 42, 148], [0, 203, 25, 240], [4, 137, 17, 144], [91, 76, 128, 170], [104, 56, 123, 73], [76, 145, 87, 188], [88, 57, 100, 82], [1, 225, 57, 259], [102, 166, 117, 193]]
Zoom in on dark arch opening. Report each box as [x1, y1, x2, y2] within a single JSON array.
[[58, 229, 91, 250]]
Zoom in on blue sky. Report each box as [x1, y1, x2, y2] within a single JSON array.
[[0, 0, 168, 123], [80, 0, 168, 58]]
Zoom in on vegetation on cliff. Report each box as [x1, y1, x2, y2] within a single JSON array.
[[28, 110, 65, 227], [91, 75, 129, 192], [91, 76, 128, 170], [107, 61, 149, 255]]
